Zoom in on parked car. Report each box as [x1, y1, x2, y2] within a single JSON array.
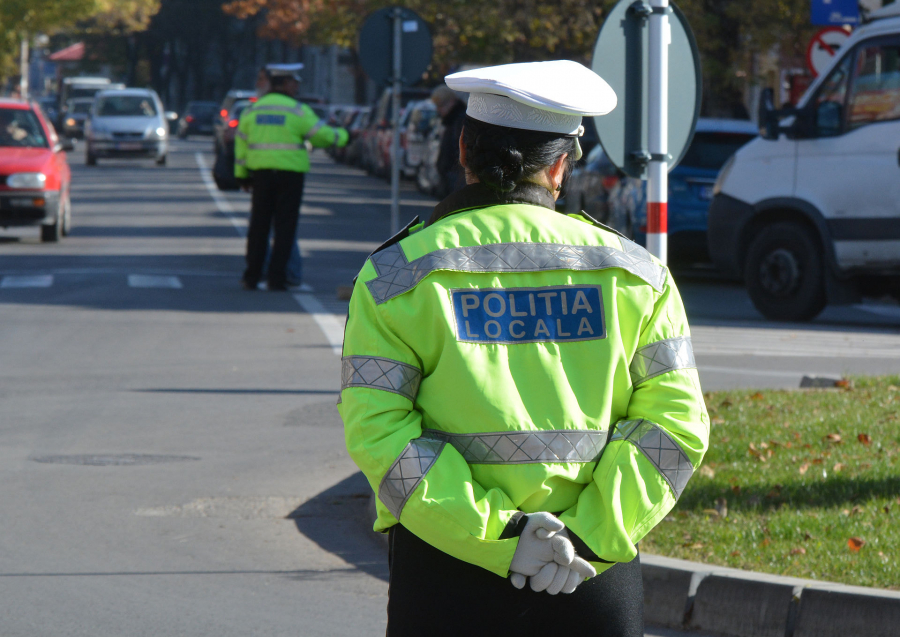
[[177, 100, 218, 138], [36, 96, 59, 129], [605, 118, 757, 263], [561, 144, 623, 222], [61, 97, 94, 139], [416, 118, 445, 196], [330, 106, 364, 162], [212, 99, 253, 191], [709, 5, 900, 321], [343, 107, 371, 166], [361, 87, 432, 176], [400, 100, 438, 179], [215, 90, 256, 154], [0, 98, 74, 242], [84, 88, 173, 166]]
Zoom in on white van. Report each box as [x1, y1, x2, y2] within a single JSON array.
[[708, 5, 900, 321]]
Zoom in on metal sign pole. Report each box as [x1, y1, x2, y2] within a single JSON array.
[[647, 0, 669, 265], [390, 9, 402, 235], [20, 34, 29, 100]]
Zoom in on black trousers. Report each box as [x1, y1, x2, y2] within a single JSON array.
[[243, 170, 305, 287], [386, 524, 644, 637]]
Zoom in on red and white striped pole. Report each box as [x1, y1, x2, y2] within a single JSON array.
[[647, 0, 669, 265]]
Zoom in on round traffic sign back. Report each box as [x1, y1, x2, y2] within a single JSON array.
[[806, 27, 851, 77], [591, 0, 701, 179], [358, 7, 433, 86]]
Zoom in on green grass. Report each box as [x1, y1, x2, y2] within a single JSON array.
[[641, 375, 900, 589]]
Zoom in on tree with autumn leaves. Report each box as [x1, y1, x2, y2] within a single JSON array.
[[223, 0, 821, 115]]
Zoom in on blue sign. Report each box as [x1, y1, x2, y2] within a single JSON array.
[[811, 0, 859, 26], [451, 285, 607, 345], [255, 114, 285, 126]]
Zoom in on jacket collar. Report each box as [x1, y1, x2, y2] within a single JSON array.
[[426, 182, 558, 227]]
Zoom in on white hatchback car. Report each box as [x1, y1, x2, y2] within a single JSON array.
[[85, 88, 171, 166]]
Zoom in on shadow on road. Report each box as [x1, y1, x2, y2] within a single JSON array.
[[288, 471, 389, 582]]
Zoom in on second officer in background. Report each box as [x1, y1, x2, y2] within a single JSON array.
[[235, 63, 348, 290]]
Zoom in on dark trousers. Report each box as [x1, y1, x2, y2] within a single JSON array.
[[386, 524, 644, 637], [243, 170, 305, 287]]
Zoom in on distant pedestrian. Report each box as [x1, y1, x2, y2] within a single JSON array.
[[234, 63, 348, 291], [431, 84, 466, 197]]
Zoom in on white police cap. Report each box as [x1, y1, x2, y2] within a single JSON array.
[[266, 63, 304, 80], [445, 61, 616, 138]]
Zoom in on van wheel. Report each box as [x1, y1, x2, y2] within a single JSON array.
[[60, 195, 72, 236], [41, 220, 60, 243], [745, 221, 826, 322], [85, 150, 97, 166]]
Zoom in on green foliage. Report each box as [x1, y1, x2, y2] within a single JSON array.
[[642, 376, 900, 589]]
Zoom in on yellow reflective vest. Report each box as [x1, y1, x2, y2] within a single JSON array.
[[338, 184, 709, 578], [234, 92, 348, 179]]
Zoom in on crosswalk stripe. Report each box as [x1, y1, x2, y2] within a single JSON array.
[[128, 275, 183, 289], [1, 275, 53, 288]]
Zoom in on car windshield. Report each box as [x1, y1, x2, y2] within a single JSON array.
[[231, 101, 251, 119], [681, 132, 756, 170], [70, 101, 93, 114], [0, 109, 48, 148], [96, 95, 158, 117], [188, 103, 217, 115]]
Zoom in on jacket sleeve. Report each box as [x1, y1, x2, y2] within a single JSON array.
[[559, 272, 709, 564], [296, 104, 349, 149], [338, 260, 522, 577], [234, 111, 249, 179]]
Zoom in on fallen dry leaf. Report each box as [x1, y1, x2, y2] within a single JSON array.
[[731, 485, 741, 495], [851, 505, 863, 516], [812, 458, 824, 465], [720, 400, 733, 408], [761, 538, 771, 548], [791, 547, 807, 555], [759, 442, 769, 449], [711, 417, 725, 425], [835, 379, 851, 388], [858, 433, 873, 445], [833, 463, 846, 472], [751, 392, 764, 400], [825, 433, 843, 444], [804, 532, 813, 541], [799, 463, 810, 475], [699, 465, 715, 478], [702, 508, 720, 517], [848, 537, 865, 552], [730, 550, 741, 557]]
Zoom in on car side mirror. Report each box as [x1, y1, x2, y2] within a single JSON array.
[[165, 111, 178, 122], [815, 101, 843, 137], [757, 88, 780, 140]]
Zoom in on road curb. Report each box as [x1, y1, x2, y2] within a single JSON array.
[[641, 553, 900, 637], [367, 494, 899, 636]]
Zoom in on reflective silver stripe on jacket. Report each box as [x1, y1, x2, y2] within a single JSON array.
[[630, 336, 696, 386], [366, 240, 665, 304], [235, 159, 246, 166], [611, 419, 693, 498], [251, 104, 305, 118], [423, 428, 607, 464], [247, 143, 305, 151], [379, 434, 445, 520], [341, 356, 422, 402], [370, 243, 409, 277], [235, 130, 248, 140], [303, 120, 326, 142]]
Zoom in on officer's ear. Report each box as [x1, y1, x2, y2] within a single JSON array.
[[458, 126, 466, 168]]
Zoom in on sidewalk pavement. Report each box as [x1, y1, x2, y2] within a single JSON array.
[[366, 493, 899, 637]]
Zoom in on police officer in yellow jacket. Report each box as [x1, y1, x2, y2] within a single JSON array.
[[235, 63, 348, 290], [338, 61, 709, 636]]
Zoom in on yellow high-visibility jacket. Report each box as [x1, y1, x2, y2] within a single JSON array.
[[338, 183, 709, 578], [234, 92, 348, 178]]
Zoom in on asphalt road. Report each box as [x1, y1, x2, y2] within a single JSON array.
[[1, 138, 898, 636]]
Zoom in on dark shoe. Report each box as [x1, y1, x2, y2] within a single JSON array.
[[241, 278, 258, 290]]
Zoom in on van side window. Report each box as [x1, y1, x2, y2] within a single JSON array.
[[814, 54, 852, 137], [848, 42, 900, 130]]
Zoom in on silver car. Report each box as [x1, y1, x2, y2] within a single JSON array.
[[84, 88, 171, 166]]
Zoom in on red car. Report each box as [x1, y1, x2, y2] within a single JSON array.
[[0, 99, 73, 242]]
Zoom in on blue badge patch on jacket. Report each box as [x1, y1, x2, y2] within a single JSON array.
[[255, 113, 286, 126], [451, 285, 606, 344]]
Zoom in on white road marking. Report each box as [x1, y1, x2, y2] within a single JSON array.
[[697, 365, 838, 378], [194, 152, 247, 237], [196, 152, 343, 355], [293, 293, 345, 356], [1, 275, 53, 288], [128, 275, 183, 289]]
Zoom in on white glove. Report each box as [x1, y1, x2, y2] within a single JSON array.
[[509, 512, 575, 580], [529, 556, 597, 595]]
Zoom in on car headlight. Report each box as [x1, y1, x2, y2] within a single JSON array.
[[7, 172, 47, 189], [147, 126, 167, 139], [713, 154, 737, 196]]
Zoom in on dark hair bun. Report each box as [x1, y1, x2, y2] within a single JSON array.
[[462, 116, 577, 194]]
